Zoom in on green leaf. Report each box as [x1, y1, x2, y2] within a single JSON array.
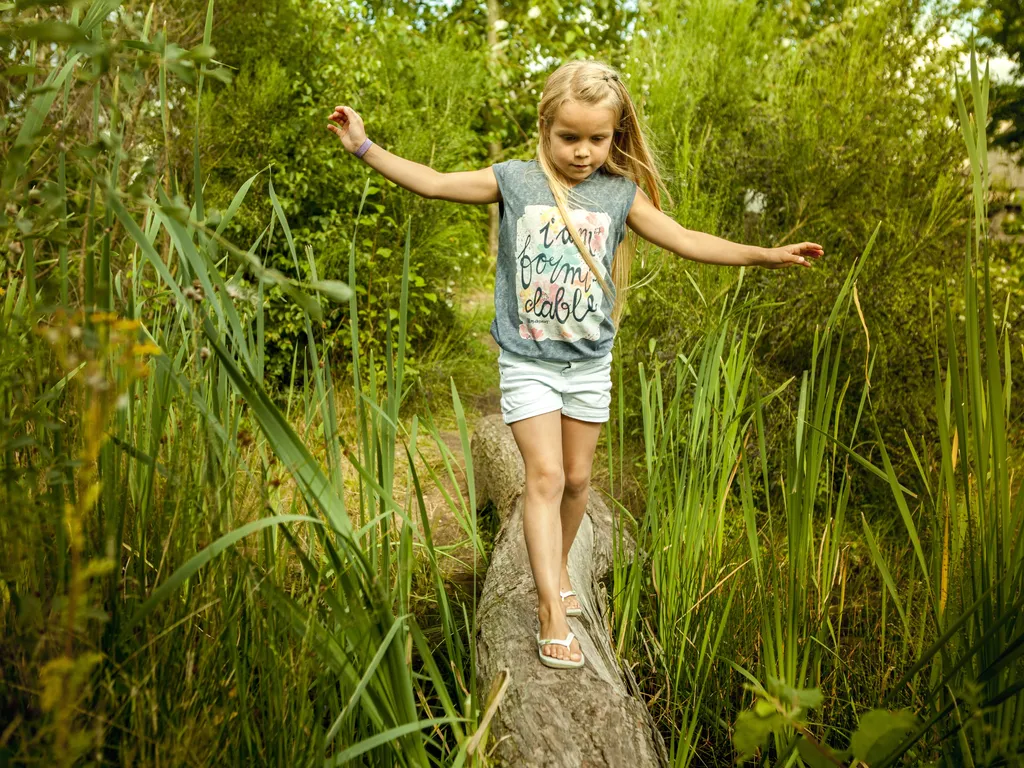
[[767, 678, 823, 712], [326, 718, 466, 766], [797, 737, 843, 768], [3, 65, 42, 77], [159, 196, 191, 225], [734, 708, 783, 761], [108, 193, 189, 310], [850, 709, 918, 765], [260, 267, 286, 285], [122, 39, 162, 53], [861, 513, 912, 638], [15, 22, 88, 44], [184, 43, 217, 62], [267, 178, 297, 265], [205, 66, 233, 85], [166, 60, 197, 86], [311, 279, 353, 302], [280, 283, 323, 322]]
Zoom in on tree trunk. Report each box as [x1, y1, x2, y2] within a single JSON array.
[[471, 414, 668, 767]]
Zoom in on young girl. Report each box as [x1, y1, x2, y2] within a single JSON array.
[[328, 60, 823, 671]]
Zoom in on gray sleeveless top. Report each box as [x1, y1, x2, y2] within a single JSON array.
[[490, 158, 638, 362]]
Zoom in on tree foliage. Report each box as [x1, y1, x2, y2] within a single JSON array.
[[975, 0, 1024, 156]]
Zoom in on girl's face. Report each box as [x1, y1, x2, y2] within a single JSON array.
[[543, 100, 618, 187]]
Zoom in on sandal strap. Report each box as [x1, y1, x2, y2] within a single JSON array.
[[537, 631, 575, 648], [559, 590, 577, 599]]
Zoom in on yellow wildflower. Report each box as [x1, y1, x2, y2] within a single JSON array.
[[132, 342, 162, 357]]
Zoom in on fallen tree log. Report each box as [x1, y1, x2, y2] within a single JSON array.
[[471, 414, 668, 767]]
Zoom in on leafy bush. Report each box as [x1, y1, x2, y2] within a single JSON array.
[[173, 0, 494, 386], [614, 0, 981, 511]]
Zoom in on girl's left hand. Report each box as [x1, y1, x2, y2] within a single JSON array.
[[762, 242, 824, 269]]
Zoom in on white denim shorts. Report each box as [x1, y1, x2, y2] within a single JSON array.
[[497, 347, 614, 425]]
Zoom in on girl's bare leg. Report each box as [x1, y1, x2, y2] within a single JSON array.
[[509, 410, 582, 663], [558, 414, 604, 613]]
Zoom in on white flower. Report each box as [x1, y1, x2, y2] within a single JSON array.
[[493, 19, 509, 31], [527, 6, 541, 19]]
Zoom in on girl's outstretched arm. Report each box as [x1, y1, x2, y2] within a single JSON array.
[[626, 187, 824, 268], [327, 106, 499, 204]]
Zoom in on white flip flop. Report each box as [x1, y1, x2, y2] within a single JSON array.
[[536, 630, 586, 669], [560, 589, 583, 617]]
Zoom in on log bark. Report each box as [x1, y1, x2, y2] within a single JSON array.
[[471, 414, 668, 767]]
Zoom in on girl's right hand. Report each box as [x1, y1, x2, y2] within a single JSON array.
[[327, 106, 367, 155]]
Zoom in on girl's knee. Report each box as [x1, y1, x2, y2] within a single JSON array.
[[563, 471, 590, 497], [526, 467, 565, 500]]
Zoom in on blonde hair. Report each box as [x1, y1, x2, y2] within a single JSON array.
[[535, 59, 672, 328]]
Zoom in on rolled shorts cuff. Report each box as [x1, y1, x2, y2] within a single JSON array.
[[501, 396, 562, 425], [500, 401, 610, 425]]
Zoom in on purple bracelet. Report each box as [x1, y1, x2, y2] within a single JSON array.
[[355, 138, 373, 159]]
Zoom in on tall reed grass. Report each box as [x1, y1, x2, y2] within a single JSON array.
[[608, 229, 876, 765], [1, 5, 493, 765], [606, 44, 1022, 767], [856, 48, 1024, 768]]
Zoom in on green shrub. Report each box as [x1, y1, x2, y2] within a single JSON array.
[[177, 2, 494, 386], [615, 0, 979, 511]]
